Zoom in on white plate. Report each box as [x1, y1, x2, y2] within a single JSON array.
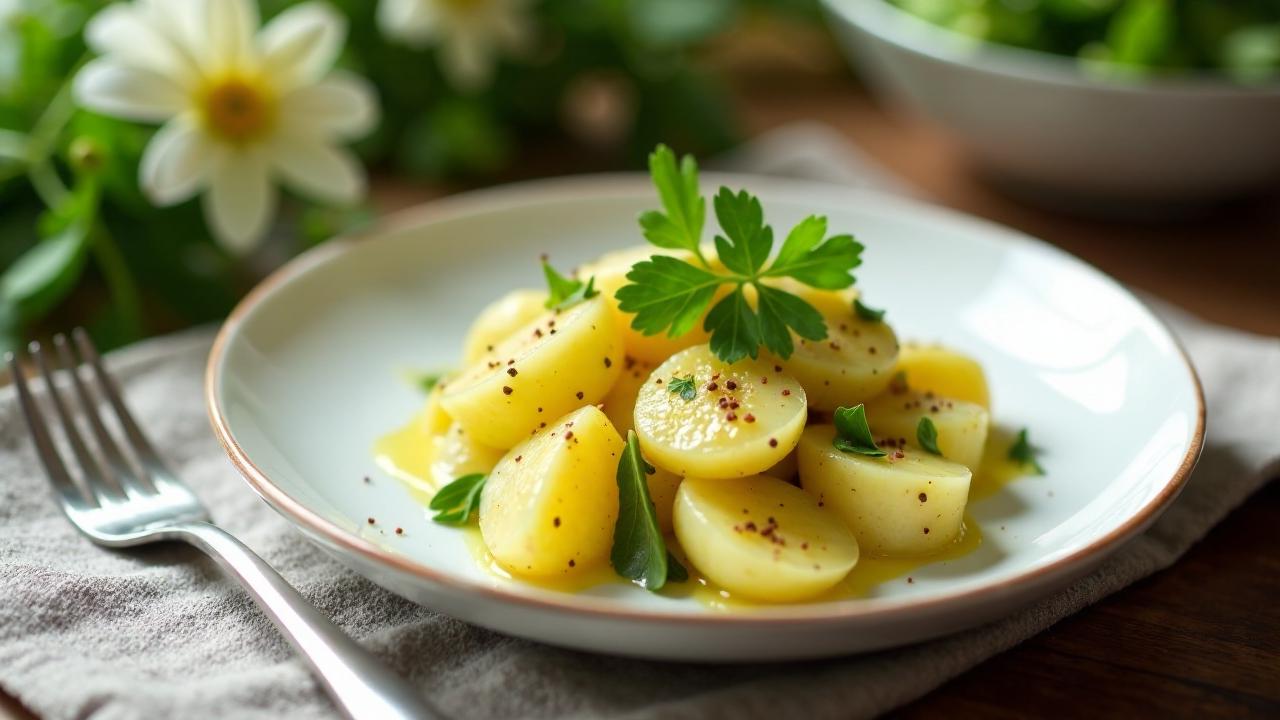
[[206, 175, 1203, 661]]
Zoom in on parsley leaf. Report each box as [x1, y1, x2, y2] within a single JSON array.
[[832, 404, 886, 457], [542, 260, 599, 310], [429, 473, 486, 525], [668, 374, 697, 401], [854, 298, 885, 322], [1008, 428, 1045, 475], [617, 146, 866, 364], [638, 144, 707, 263], [917, 417, 942, 456], [612, 431, 682, 590]]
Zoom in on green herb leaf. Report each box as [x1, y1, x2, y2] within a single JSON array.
[[854, 298, 885, 323], [616, 255, 722, 338], [712, 188, 772, 276], [704, 286, 761, 362], [917, 417, 942, 456], [832, 404, 886, 457], [668, 374, 697, 401], [666, 552, 689, 583], [767, 215, 863, 290], [612, 431, 676, 591], [429, 473, 487, 525], [641, 144, 705, 255], [542, 260, 599, 310], [1008, 428, 1046, 475], [404, 369, 448, 394], [755, 283, 827, 359]]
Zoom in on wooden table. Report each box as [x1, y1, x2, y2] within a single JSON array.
[[3, 38, 1277, 720]]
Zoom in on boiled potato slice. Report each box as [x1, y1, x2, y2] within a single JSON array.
[[797, 425, 971, 557], [634, 345, 807, 478], [462, 289, 548, 364], [442, 295, 623, 449], [673, 475, 860, 602], [431, 421, 505, 487], [479, 406, 624, 576], [864, 390, 990, 470], [896, 344, 990, 408], [768, 314, 899, 412], [647, 466, 682, 533], [761, 450, 798, 481], [600, 357, 656, 436]]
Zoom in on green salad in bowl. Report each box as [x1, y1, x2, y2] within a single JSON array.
[[889, 0, 1280, 79]]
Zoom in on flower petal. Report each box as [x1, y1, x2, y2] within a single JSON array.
[[260, 2, 345, 89], [268, 135, 365, 204], [73, 59, 186, 122], [84, 3, 193, 83], [378, 0, 441, 47], [278, 72, 378, 140], [204, 147, 275, 254], [441, 29, 494, 92], [139, 116, 218, 206], [204, 0, 259, 71]]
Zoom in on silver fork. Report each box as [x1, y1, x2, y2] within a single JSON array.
[[7, 329, 440, 720]]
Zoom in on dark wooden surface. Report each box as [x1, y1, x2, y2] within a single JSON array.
[[3, 27, 1277, 720]]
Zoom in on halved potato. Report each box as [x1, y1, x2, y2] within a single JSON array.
[[462, 289, 548, 364], [896, 344, 990, 408], [431, 421, 505, 487], [863, 390, 990, 470], [442, 295, 623, 449], [646, 466, 683, 533], [579, 246, 716, 364], [767, 314, 898, 412], [797, 425, 971, 556], [673, 475, 860, 602], [479, 405, 624, 576], [633, 345, 807, 478]]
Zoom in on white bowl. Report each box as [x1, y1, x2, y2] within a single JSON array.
[[206, 175, 1203, 661], [823, 0, 1280, 212]]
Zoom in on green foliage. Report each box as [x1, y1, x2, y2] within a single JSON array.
[[429, 473, 488, 525], [916, 417, 942, 456], [611, 430, 685, 590], [832, 404, 886, 457], [889, 0, 1280, 77], [0, 0, 818, 351]]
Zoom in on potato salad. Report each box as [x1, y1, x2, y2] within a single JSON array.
[[392, 146, 1044, 604]]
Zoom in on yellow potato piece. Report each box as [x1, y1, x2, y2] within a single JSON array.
[[646, 466, 682, 533], [600, 357, 657, 436], [634, 345, 807, 478], [864, 390, 990, 470], [896, 344, 990, 408], [442, 295, 623, 449], [462, 289, 548, 364], [479, 406, 624, 577], [580, 245, 720, 364], [768, 315, 899, 412], [797, 425, 972, 557], [430, 421, 505, 488], [673, 475, 860, 602], [420, 386, 454, 437], [761, 450, 798, 482]]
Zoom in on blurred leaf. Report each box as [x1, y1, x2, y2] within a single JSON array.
[[628, 0, 737, 46], [1223, 24, 1280, 80], [1106, 0, 1173, 68], [0, 207, 92, 323]]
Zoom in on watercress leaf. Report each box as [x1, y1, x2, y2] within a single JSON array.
[[767, 232, 863, 290], [645, 144, 704, 252], [704, 285, 761, 363], [917, 417, 942, 455], [1008, 428, 1046, 475], [612, 430, 672, 591], [754, 283, 828, 360], [832, 404, 886, 457], [854, 298, 885, 322], [429, 473, 487, 525], [666, 552, 689, 583], [712, 188, 772, 276], [616, 255, 722, 337], [668, 374, 697, 401]]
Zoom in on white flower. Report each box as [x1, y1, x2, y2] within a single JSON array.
[[378, 0, 533, 92], [74, 0, 378, 253]]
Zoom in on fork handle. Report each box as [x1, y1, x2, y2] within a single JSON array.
[[171, 521, 442, 720]]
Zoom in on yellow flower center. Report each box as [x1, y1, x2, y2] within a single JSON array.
[[200, 76, 275, 144]]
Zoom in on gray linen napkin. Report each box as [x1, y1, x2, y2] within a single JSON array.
[[1, 128, 1278, 720]]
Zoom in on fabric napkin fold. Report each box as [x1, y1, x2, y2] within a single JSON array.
[[1, 126, 1277, 720]]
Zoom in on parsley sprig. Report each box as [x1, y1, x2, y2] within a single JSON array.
[[617, 145, 864, 364], [832, 404, 885, 457], [668, 374, 697, 401], [542, 260, 599, 311], [1009, 428, 1045, 475], [917, 417, 942, 456], [611, 431, 686, 591]]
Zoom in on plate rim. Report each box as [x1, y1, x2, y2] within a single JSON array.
[[204, 172, 1205, 625]]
